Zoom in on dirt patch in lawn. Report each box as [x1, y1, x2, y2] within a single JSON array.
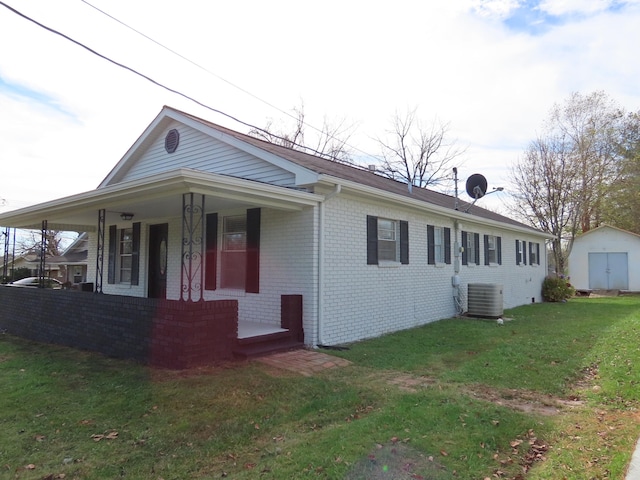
[[344, 442, 450, 480], [464, 384, 584, 416], [381, 372, 437, 392]]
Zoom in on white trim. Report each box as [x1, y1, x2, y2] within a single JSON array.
[[0, 169, 323, 230]]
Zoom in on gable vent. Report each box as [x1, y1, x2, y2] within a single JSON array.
[[164, 129, 180, 153]]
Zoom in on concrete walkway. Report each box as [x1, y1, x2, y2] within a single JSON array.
[[628, 439, 640, 479]]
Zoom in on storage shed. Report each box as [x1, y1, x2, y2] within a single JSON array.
[[568, 225, 640, 292]]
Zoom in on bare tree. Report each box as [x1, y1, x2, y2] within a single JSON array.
[[19, 230, 64, 257], [510, 135, 581, 274], [376, 108, 466, 189], [509, 91, 626, 274], [547, 91, 624, 232], [248, 102, 356, 164]]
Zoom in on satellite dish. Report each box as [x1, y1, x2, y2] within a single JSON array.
[[466, 174, 488, 199]]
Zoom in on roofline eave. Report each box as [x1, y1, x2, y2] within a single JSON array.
[[316, 175, 553, 239], [0, 169, 323, 230]]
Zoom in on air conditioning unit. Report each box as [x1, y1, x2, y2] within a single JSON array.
[[467, 283, 504, 318]]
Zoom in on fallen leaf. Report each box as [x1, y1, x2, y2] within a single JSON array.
[[35, 435, 46, 442], [440, 450, 448, 457], [25, 464, 36, 470]]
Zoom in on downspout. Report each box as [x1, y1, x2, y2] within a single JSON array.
[[317, 184, 341, 347], [453, 219, 463, 315]]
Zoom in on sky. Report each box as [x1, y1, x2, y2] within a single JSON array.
[[1, 0, 640, 216]]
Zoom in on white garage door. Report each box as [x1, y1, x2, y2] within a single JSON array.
[[588, 252, 628, 290]]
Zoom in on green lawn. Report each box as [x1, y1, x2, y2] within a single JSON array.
[[1, 296, 639, 479]]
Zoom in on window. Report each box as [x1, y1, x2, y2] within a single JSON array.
[[73, 266, 83, 283], [467, 233, 476, 264], [529, 242, 540, 265], [462, 231, 480, 265], [484, 235, 502, 265], [119, 228, 133, 283], [427, 225, 451, 265], [205, 209, 261, 293], [367, 216, 409, 265], [516, 239, 527, 265], [378, 218, 398, 261], [107, 223, 140, 285], [221, 215, 247, 289]]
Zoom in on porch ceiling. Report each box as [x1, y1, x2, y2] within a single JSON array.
[[0, 169, 322, 232]]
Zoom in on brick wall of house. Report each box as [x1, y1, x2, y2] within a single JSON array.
[[319, 193, 548, 346], [202, 207, 318, 341], [0, 287, 237, 369]]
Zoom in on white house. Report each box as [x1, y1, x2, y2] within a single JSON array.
[[568, 225, 640, 292], [0, 106, 551, 349]]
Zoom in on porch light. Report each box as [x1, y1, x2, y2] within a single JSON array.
[[120, 212, 134, 221]]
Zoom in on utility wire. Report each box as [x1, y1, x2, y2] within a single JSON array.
[[0, 0, 366, 162], [78, 0, 376, 164], [79, 0, 300, 127]]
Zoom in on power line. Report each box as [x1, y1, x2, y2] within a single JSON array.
[[79, 0, 300, 126], [0, 0, 367, 162], [78, 0, 377, 164]]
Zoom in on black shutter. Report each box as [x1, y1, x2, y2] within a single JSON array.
[[246, 208, 261, 293], [497, 236, 502, 265], [444, 227, 451, 264], [427, 225, 435, 265], [107, 225, 116, 284], [516, 240, 521, 265], [536, 242, 540, 265], [131, 222, 140, 285], [461, 231, 468, 265], [474, 233, 480, 265], [400, 220, 409, 265], [484, 234, 490, 266], [522, 240, 527, 265], [366, 216, 378, 265], [205, 213, 218, 290]]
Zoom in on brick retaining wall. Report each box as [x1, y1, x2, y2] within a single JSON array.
[[0, 287, 237, 369]]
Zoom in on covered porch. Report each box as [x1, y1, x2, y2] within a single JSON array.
[[0, 169, 319, 358]]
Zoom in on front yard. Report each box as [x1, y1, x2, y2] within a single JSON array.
[[1, 296, 639, 479]]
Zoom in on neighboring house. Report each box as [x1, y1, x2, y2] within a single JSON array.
[[52, 232, 89, 286], [568, 225, 640, 291], [0, 106, 551, 348], [0, 234, 88, 285], [0, 252, 61, 280]]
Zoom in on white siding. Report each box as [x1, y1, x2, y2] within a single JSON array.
[[117, 122, 297, 187], [568, 226, 640, 291]]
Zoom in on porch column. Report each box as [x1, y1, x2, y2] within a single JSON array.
[[2, 227, 9, 280], [95, 209, 105, 293], [181, 193, 205, 302], [39, 220, 47, 288]]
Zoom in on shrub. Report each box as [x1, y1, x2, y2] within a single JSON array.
[[542, 275, 576, 302]]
